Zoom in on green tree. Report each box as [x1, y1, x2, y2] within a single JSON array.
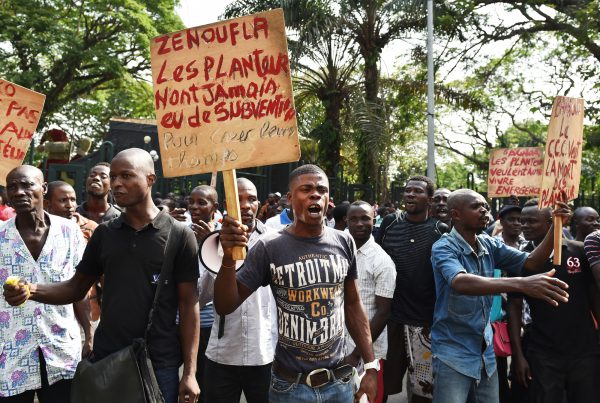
[[223, 0, 483, 192], [294, 33, 359, 176], [339, 0, 427, 183], [0, 0, 183, 134], [225, 1, 359, 177], [224, 0, 429, 183], [435, 155, 479, 190], [446, 1, 600, 63]]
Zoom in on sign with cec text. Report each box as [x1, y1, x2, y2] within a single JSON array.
[[488, 147, 544, 197], [539, 96, 584, 208], [0, 79, 45, 186], [150, 8, 300, 177]]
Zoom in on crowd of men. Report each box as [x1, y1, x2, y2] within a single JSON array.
[[1, 149, 599, 403]]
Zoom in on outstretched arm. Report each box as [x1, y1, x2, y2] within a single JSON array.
[[451, 269, 568, 306], [4, 271, 98, 306]]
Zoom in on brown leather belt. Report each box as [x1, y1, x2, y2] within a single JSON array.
[[273, 362, 353, 388]]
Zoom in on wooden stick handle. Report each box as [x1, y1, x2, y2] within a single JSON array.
[[222, 169, 246, 261], [210, 171, 217, 188], [553, 214, 562, 266]]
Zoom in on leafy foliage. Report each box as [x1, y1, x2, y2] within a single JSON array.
[[0, 0, 183, 139]]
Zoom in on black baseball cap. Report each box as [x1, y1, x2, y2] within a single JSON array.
[[498, 204, 522, 219]]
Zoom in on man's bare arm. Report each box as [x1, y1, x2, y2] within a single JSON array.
[[4, 272, 97, 306], [73, 295, 93, 357], [368, 295, 391, 342], [507, 296, 531, 387], [344, 279, 375, 363], [213, 216, 253, 315], [177, 281, 200, 401], [344, 278, 377, 403], [347, 296, 391, 362], [451, 270, 569, 306]]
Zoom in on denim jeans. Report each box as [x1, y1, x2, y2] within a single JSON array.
[[154, 367, 180, 403], [432, 358, 499, 403], [269, 371, 354, 403]]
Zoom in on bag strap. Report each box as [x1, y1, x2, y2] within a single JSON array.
[[143, 217, 185, 340], [380, 210, 402, 244]]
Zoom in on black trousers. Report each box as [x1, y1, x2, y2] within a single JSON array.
[[196, 326, 212, 403], [496, 356, 510, 403], [527, 350, 600, 403], [203, 358, 272, 403], [0, 349, 71, 403]]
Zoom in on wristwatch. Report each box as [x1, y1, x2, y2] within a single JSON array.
[[364, 359, 381, 372]]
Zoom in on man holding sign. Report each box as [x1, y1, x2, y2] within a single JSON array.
[[509, 199, 600, 403], [0, 79, 45, 187], [215, 164, 378, 403]]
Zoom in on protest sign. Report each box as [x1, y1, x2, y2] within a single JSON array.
[[539, 96, 584, 208], [538, 96, 584, 265], [0, 79, 45, 186], [150, 9, 300, 259], [150, 8, 300, 178], [488, 147, 544, 197]]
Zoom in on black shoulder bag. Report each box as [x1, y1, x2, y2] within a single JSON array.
[[71, 220, 185, 403]]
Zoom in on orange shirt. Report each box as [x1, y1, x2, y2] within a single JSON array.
[[73, 212, 98, 242], [73, 212, 101, 321]]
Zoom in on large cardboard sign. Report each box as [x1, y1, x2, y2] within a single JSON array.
[[150, 8, 300, 177], [0, 79, 45, 186], [539, 96, 584, 208], [488, 147, 544, 197]]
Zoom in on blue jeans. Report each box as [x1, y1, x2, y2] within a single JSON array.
[[432, 358, 499, 403], [269, 372, 354, 403], [154, 367, 179, 403]]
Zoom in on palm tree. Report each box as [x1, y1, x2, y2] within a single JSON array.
[[339, 0, 425, 182], [224, 0, 357, 177], [294, 32, 359, 176], [225, 0, 426, 183]]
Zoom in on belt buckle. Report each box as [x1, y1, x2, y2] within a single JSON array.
[[306, 368, 331, 388]]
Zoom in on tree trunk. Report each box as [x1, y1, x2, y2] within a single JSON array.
[[357, 49, 381, 184], [321, 95, 343, 177]]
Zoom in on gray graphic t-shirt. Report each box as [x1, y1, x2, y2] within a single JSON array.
[[237, 226, 357, 373]]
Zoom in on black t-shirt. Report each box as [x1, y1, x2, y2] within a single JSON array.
[[76, 202, 122, 224], [378, 212, 448, 326], [76, 210, 199, 368], [519, 240, 599, 357], [237, 227, 357, 373]]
